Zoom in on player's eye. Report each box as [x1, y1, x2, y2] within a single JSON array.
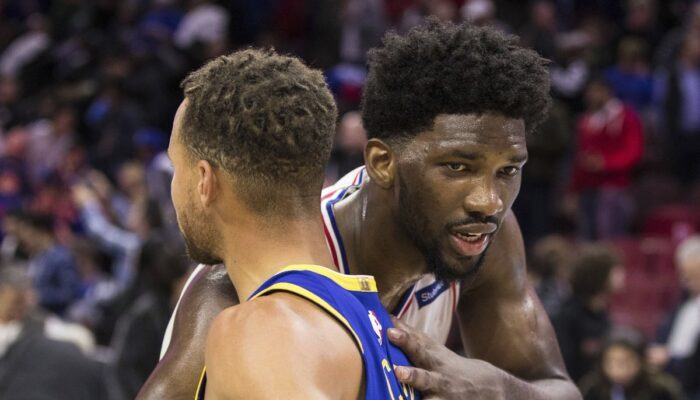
[[500, 166, 521, 177], [446, 163, 467, 172]]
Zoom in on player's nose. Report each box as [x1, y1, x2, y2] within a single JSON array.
[[462, 179, 504, 217]]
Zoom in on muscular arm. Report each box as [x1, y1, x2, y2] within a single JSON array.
[[457, 210, 580, 399], [204, 293, 363, 400], [389, 210, 581, 399], [136, 264, 238, 400]]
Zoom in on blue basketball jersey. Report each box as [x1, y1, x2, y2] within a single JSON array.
[[195, 264, 419, 400]]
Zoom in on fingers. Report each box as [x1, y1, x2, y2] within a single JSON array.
[[395, 366, 441, 393], [387, 317, 437, 368]]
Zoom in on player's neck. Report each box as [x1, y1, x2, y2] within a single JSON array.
[[334, 183, 426, 311], [220, 214, 335, 301]]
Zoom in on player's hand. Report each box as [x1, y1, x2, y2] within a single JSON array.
[[388, 317, 504, 400]]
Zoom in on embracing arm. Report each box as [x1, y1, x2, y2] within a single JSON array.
[[136, 264, 238, 400], [457, 211, 579, 399], [203, 293, 363, 400], [389, 211, 581, 399]]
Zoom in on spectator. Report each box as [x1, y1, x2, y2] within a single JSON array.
[[0, 209, 29, 263], [604, 36, 654, 112], [400, 0, 458, 34], [653, 32, 700, 184], [0, 265, 102, 400], [460, 0, 510, 32], [133, 129, 177, 233], [174, 0, 229, 50], [528, 235, 574, 319], [520, 0, 559, 60], [654, 1, 700, 69], [550, 30, 592, 111], [72, 180, 162, 288], [340, 0, 387, 64], [25, 104, 78, 185], [621, 0, 662, 52], [330, 111, 368, 180], [513, 98, 572, 244], [66, 238, 119, 343], [651, 236, 700, 399], [571, 76, 644, 240], [579, 328, 684, 400], [106, 237, 189, 400], [0, 76, 26, 133], [555, 243, 625, 382], [84, 80, 144, 177], [113, 160, 148, 228], [0, 13, 50, 77], [15, 212, 81, 315]]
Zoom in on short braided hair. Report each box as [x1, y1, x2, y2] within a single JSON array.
[[180, 49, 336, 212]]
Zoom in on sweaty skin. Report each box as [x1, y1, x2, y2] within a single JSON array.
[[138, 113, 579, 400], [204, 293, 363, 400]]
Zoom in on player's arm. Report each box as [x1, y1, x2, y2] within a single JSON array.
[[204, 293, 363, 400], [136, 264, 238, 400], [389, 210, 581, 400]]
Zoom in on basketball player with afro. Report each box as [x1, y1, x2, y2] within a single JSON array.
[[139, 20, 581, 400]]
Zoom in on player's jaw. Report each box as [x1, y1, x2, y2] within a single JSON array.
[[397, 179, 495, 282], [176, 197, 223, 266]]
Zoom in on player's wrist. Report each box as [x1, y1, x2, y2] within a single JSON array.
[[467, 359, 507, 399]]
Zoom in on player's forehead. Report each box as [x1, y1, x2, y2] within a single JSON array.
[[411, 113, 527, 157], [169, 100, 188, 152]]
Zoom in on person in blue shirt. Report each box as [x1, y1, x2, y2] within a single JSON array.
[[15, 212, 81, 316]]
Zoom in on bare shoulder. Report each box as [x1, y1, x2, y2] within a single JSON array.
[[204, 293, 363, 400], [456, 210, 569, 381], [165, 263, 237, 362]]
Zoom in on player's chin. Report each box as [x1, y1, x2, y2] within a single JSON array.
[[432, 250, 483, 282]]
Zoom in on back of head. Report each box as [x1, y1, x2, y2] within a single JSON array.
[[362, 18, 550, 143], [137, 236, 189, 295], [530, 235, 573, 280], [570, 244, 621, 303], [179, 49, 337, 214]]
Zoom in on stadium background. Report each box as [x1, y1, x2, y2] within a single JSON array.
[[0, 0, 699, 398]]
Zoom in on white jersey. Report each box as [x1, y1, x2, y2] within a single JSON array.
[[160, 167, 460, 358]]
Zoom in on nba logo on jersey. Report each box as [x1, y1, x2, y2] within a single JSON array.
[[368, 310, 383, 345]]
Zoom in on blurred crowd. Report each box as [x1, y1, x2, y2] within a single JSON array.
[[0, 0, 699, 399]]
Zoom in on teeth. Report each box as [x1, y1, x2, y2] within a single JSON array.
[[456, 232, 483, 242]]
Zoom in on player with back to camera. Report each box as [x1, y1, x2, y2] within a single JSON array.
[[167, 48, 419, 399], [140, 20, 581, 400]]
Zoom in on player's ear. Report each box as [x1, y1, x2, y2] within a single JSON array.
[[197, 160, 218, 207], [365, 138, 397, 189]]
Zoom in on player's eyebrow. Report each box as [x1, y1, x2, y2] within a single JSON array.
[[449, 150, 485, 161], [510, 154, 528, 163]]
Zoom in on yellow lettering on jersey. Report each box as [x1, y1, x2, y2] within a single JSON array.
[[381, 358, 416, 400], [381, 359, 398, 400]]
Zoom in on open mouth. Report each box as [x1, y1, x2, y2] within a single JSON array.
[[448, 232, 490, 257], [454, 232, 487, 242]]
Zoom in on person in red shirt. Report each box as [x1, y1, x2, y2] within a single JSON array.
[[571, 76, 644, 240]]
